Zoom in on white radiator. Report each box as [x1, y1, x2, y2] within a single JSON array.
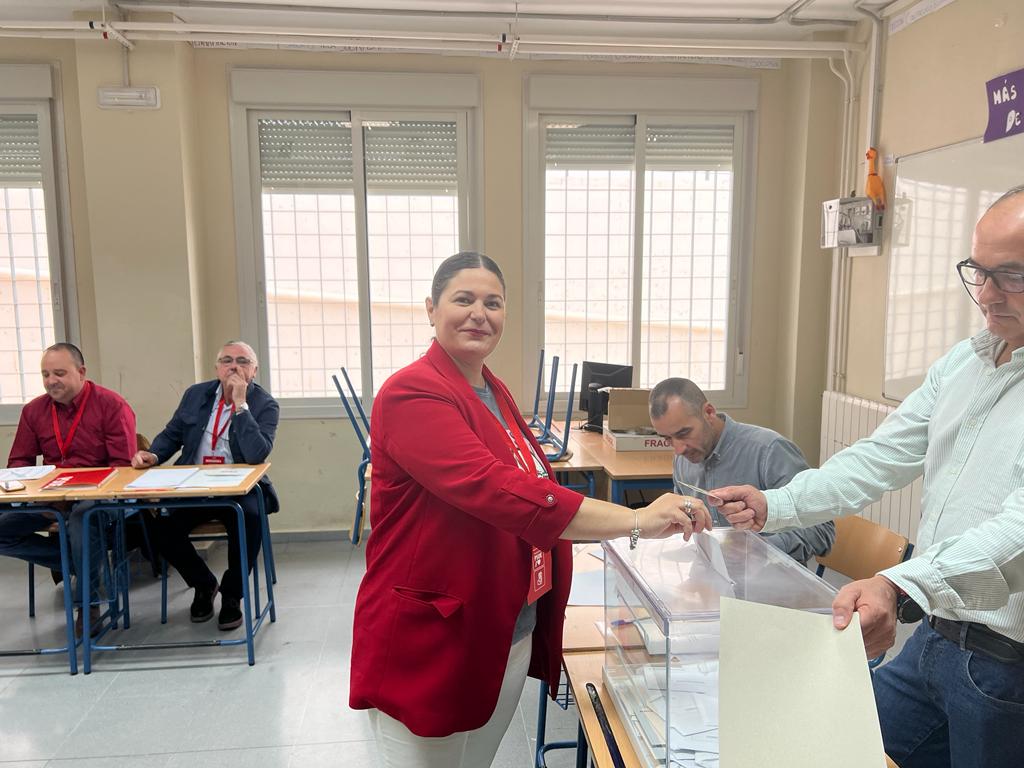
[[819, 390, 922, 544]]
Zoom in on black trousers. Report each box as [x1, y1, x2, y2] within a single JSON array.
[[152, 489, 263, 601]]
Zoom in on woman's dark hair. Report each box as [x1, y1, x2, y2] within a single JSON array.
[[430, 251, 506, 305]]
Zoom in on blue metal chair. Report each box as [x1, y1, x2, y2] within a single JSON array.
[[539, 362, 578, 463], [526, 348, 546, 431], [535, 676, 580, 767], [332, 368, 371, 545]]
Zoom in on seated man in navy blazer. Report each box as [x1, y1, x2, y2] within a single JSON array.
[[132, 340, 279, 630]]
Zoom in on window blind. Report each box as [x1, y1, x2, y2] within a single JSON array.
[[544, 122, 636, 169], [258, 118, 353, 188], [0, 114, 42, 185], [645, 125, 734, 170], [363, 120, 458, 193]]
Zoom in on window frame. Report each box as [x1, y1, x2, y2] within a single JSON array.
[[522, 74, 758, 410], [0, 64, 78, 424], [229, 70, 482, 419]]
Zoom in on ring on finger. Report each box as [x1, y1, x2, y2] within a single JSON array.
[[684, 499, 694, 520]]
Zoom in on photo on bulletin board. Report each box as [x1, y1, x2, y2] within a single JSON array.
[[883, 131, 1024, 401]]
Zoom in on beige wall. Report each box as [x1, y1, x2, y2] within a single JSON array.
[[1, 37, 843, 532], [844, 0, 1024, 400]]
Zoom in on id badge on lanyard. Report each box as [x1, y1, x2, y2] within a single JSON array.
[[493, 387, 552, 605], [203, 399, 233, 466]]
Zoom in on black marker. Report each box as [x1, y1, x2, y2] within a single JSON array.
[[586, 682, 627, 768]]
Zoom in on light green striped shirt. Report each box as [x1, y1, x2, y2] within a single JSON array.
[[764, 329, 1024, 641]]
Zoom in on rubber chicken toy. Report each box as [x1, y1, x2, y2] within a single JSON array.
[[865, 147, 886, 210]]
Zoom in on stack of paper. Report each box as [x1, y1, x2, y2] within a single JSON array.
[[124, 467, 255, 491], [0, 465, 56, 481]]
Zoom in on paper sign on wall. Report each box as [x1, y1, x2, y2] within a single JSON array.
[[984, 67, 1024, 143]]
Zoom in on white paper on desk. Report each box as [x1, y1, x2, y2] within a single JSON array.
[[124, 468, 199, 490], [718, 597, 886, 768], [695, 534, 734, 585], [178, 467, 254, 489], [567, 568, 604, 605], [0, 465, 56, 481]]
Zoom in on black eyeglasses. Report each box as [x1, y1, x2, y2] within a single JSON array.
[[956, 260, 1024, 294]]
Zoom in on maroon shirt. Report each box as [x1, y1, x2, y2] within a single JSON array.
[[7, 380, 137, 468]]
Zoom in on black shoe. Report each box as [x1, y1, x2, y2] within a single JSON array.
[[50, 569, 63, 586], [217, 596, 243, 631], [190, 584, 218, 623]]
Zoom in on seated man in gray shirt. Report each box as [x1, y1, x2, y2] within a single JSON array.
[[649, 377, 834, 564]]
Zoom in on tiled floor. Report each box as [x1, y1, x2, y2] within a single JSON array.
[[0, 540, 582, 767], [0, 540, 909, 767]]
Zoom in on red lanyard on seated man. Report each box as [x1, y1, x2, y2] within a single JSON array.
[[206, 398, 234, 464]]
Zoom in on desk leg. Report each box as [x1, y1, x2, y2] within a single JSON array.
[[55, 514, 78, 675], [535, 681, 549, 768], [81, 506, 94, 674], [235, 501, 255, 666], [257, 488, 276, 623], [575, 720, 588, 768]]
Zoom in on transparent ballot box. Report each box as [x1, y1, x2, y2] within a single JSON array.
[[602, 529, 837, 768]]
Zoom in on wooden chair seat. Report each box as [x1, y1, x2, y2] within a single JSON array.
[[815, 515, 911, 582]]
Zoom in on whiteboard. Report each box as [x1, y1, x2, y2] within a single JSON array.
[[883, 132, 1024, 401]]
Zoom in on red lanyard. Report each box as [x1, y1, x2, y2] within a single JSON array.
[[491, 386, 552, 605], [211, 399, 234, 451], [493, 388, 538, 477], [51, 382, 92, 463]]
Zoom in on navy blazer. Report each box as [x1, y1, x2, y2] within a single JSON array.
[[149, 380, 280, 513]]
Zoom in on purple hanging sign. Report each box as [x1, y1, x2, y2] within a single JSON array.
[[984, 67, 1024, 143]]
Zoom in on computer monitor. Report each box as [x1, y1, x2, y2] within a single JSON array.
[[578, 361, 634, 432]]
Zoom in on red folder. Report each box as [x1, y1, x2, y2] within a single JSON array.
[[41, 467, 117, 490]]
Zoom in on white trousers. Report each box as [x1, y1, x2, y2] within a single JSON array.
[[369, 634, 533, 768]]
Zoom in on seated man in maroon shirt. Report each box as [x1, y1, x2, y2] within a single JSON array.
[[2, 343, 136, 632]]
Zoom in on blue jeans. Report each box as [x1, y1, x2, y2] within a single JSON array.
[[0, 503, 103, 603], [873, 621, 1024, 768]]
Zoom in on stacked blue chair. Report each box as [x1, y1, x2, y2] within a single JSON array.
[[332, 368, 371, 545]]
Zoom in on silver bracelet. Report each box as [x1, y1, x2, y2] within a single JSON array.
[[629, 508, 641, 550]]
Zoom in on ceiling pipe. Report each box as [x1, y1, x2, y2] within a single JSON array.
[[118, 0, 859, 29], [0, 19, 863, 60]]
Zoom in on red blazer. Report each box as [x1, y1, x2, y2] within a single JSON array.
[[349, 341, 584, 737]]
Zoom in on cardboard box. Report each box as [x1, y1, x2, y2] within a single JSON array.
[[602, 427, 673, 452], [606, 388, 653, 432]]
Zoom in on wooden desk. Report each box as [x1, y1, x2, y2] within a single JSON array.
[[0, 469, 70, 503], [564, 543, 606, 653], [0, 468, 79, 674], [565, 651, 644, 768], [73, 464, 275, 673], [564, 652, 901, 768], [64, 464, 269, 500], [566, 429, 675, 504]]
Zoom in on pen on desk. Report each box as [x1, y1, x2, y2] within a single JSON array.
[[610, 618, 635, 627], [586, 682, 627, 768]]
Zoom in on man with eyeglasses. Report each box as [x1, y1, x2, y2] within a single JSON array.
[[132, 341, 279, 630], [711, 185, 1024, 768]]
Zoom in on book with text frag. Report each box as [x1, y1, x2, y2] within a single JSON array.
[[41, 467, 117, 490]]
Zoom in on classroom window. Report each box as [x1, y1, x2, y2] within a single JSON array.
[[251, 114, 467, 402], [535, 114, 746, 402], [0, 111, 60, 406]]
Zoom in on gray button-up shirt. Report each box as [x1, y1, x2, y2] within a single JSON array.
[[676, 413, 835, 564]]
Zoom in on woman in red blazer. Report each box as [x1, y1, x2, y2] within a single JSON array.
[[349, 252, 711, 767]]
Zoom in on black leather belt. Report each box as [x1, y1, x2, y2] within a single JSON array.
[[929, 616, 1024, 664]]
